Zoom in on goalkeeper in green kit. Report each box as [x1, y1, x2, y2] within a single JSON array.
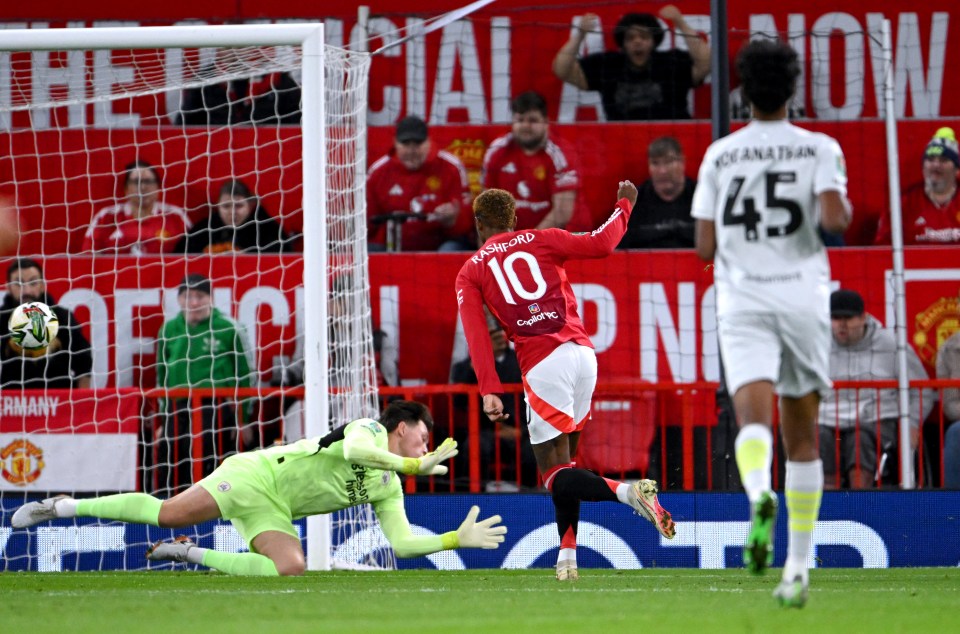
[[11, 400, 506, 575]]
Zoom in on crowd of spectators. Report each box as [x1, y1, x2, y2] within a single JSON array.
[[3, 12, 959, 493]]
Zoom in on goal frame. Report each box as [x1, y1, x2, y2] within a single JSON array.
[[1, 23, 336, 569]]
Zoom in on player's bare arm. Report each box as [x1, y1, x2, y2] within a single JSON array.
[[694, 219, 716, 261], [819, 190, 852, 234]]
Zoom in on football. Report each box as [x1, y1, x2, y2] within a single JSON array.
[[8, 301, 59, 351]]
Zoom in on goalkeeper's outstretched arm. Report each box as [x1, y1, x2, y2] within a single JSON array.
[[342, 421, 459, 476], [374, 497, 508, 558]]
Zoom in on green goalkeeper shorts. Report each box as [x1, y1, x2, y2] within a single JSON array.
[[198, 452, 300, 549]]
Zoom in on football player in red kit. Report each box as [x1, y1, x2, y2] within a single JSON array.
[[456, 182, 676, 581]]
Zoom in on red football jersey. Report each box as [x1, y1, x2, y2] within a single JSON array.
[[874, 181, 960, 245], [83, 202, 191, 254], [366, 148, 469, 251], [456, 197, 633, 395], [482, 134, 580, 230]]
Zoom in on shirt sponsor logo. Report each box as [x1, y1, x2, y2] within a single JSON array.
[[346, 463, 370, 504], [516, 311, 559, 327], [918, 227, 960, 242], [1, 439, 44, 486], [528, 303, 540, 314], [744, 272, 802, 284]]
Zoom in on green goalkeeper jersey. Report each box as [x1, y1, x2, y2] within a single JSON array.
[[214, 417, 452, 557], [255, 418, 404, 519]]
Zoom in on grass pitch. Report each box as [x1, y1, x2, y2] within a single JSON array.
[[2, 568, 957, 634]]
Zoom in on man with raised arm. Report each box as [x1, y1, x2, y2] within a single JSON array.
[[692, 39, 852, 607], [12, 400, 506, 576], [456, 182, 676, 582]]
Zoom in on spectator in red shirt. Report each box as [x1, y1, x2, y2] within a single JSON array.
[[482, 91, 580, 231], [83, 160, 191, 255], [875, 127, 960, 245], [366, 116, 470, 252]]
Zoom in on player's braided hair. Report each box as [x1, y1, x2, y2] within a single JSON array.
[[736, 39, 800, 115], [473, 188, 516, 230], [379, 400, 434, 432]]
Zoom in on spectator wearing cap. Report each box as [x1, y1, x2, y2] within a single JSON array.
[[875, 126, 960, 245], [366, 115, 471, 251], [818, 289, 935, 488], [153, 274, 255, 495], [552, 6, 710, 120]]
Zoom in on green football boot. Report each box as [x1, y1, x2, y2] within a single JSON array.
[[743, 491, 777, 574]]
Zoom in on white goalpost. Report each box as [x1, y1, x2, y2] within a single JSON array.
[[0, 24, 384, 570]]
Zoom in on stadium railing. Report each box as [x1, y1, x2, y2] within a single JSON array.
[[7, 379, 957, 493]]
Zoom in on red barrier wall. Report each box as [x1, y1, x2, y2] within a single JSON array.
[[3, 248, 957, 389]]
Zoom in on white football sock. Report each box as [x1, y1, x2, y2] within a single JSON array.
[[783, 459, 823, 585]]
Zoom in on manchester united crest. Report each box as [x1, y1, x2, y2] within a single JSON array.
[[913, 295, 960, 366], [1, 438, 45, 486], [445, 139, 486, 196]]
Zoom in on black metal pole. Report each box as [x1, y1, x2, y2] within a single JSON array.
[[710, 0, 730, 140]]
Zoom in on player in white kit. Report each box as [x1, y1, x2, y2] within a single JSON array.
[[691, 39, 851, 608]]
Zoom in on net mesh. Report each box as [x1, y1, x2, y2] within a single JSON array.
[[0, 34, 390, 570]]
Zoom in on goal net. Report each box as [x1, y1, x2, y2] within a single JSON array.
[[0, 24, 391, 571]]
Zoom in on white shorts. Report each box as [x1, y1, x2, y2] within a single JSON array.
[[522, 342, 597, 445], [718, 312, 831, 399]]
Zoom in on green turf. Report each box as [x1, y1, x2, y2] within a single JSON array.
[[1, 568, 957, 634]]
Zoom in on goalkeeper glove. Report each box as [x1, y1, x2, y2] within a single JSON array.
[[444, 505, 507, 549], [402, 437, 458, 476]]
